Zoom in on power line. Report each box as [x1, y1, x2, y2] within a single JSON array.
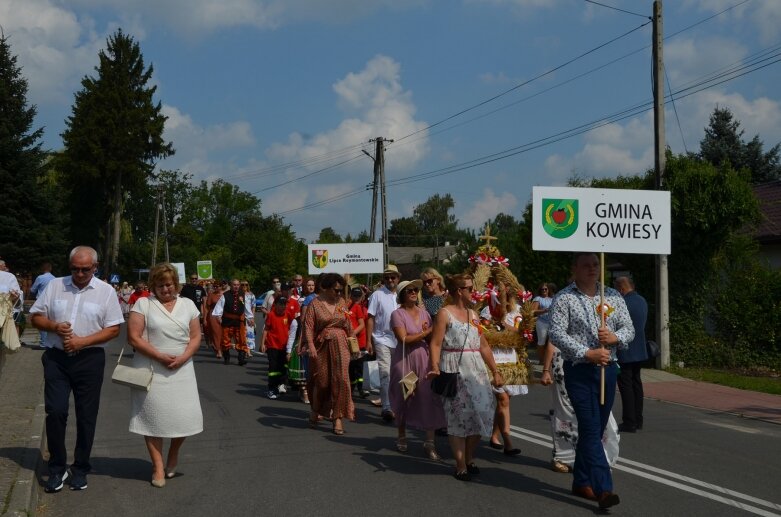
[[209, 0, 754, 191], [584, 0, 650, 20], [393, 19, 651, 144], [250, 153, 364, 194], [664, 65, 688, 154], [274, 50, 781, 216]]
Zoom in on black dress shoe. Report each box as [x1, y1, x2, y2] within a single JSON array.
[[598, 492, 621, 509], [237, 350, 247, 366], [466, 463, 480, 475], [503, 448, 522, 456], [489, 441, 503, 450], [618, 423, 636, 433], [223, 350, 230, 365]]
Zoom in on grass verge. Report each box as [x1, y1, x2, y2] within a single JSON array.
[[668, 367, 781, 396]]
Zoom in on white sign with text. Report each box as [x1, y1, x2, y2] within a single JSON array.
[[308, 243, 385, 274], [532, 186, 671, 255]]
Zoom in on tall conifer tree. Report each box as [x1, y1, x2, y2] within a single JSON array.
[[0, 35, 67, 271], [59, 29, 173, 274]]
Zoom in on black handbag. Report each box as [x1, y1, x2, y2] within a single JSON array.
[[431, 371, 459, 397], [646, 340, 660, 359], [431, 310, 469, 398]]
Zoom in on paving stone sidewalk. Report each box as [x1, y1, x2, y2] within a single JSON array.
[[0, 328, 46, 517]]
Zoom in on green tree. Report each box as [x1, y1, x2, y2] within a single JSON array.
[[412, 193, 459, 246], [699, 107, 781, 184], [317, 227, 343, 243], [0, 36, 68, 272], [58, 29, 173, 275]]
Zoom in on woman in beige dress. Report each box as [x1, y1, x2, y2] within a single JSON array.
[[127, 263, 203, 488]]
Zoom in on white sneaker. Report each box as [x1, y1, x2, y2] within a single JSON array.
[[277, 384, 287, 394]]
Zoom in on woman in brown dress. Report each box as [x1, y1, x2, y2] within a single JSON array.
[[303, 273, 354, 435]]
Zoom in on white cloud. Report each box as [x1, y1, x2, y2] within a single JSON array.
[[665, 36, 748, 87], [461, 188, 518, 229], [158, 104, 256, 177], [543, 89, 781, 184], [0, 0, 108, 106], [687, 0, 781, 45], [544, 114, 653, 182], [58, 0, 428, 35], [267, 54, 429, 172]]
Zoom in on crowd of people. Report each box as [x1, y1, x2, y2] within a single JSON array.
[[13, 245, 651, 511]]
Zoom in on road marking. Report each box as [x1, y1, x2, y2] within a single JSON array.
[[508, 425, 781, 516], [702, 421, 765, 434]]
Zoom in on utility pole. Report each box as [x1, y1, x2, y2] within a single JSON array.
[[161, 188, 170, 263], [151, 184, 161, 268], [377, 137, 390, 268], [365, 137, 392, 269], [653, 0, 670, 369]]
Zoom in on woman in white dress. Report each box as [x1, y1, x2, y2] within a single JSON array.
[[428, 273, 503, 482], [127, 263, 203, 488]]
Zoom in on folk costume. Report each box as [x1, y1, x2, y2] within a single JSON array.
[[217, 290, 249, 365]]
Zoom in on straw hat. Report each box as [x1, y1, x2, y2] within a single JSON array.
[[396, 279, 423, 303]]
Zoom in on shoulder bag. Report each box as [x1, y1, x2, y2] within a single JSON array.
[[431, 310, 470, 398], [111, 346, 153, 391], [399, 336, 419, 400]]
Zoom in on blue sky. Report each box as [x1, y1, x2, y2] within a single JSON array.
[[5, 0, 781, 242]]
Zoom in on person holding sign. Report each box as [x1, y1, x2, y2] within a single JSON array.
[[548, 252, 634, 510]]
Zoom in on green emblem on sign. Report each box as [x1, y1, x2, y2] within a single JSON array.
[[197, 261, 213, 279], [542, 199, 578, 239], [312, 249, 328, 269]]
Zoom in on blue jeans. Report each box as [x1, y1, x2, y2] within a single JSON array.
[[563, 360, 618, 495]]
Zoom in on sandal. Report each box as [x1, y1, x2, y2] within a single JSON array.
[[466, 463, 480, 475], [552, 460, 572, 473], [308, 415, 319, 429], [396, 437, 408, 452], [453, 470, 471, 481], [423, 440, 440, 461], [332, 418, 345, 435]]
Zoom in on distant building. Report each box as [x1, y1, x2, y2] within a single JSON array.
[[753, 180, 781, 269], [388, 244, 459, 280]]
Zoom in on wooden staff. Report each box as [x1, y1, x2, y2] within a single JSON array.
[[600, 252, 606, 405]]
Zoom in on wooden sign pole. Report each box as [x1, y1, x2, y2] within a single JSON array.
[[600, 252, 606, 405]]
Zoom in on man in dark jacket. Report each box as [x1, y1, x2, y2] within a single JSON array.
[[614, 276, 648, 433]]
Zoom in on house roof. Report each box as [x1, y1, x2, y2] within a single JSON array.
[[388, 245, 459, 265], [754, 180, 781, 243]]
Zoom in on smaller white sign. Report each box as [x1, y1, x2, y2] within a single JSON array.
[[308, 243, 385, 274], [171, 262, 186, 284], [532, 186, 671, 255]]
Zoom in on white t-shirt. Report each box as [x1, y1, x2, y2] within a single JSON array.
[[29, 276, 125, 350], [367, 286, 399, 349], [0, 270, 20, 294]]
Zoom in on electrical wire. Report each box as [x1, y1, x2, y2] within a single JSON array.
[[273, 49, 780, 216], [664, 65, 688, 154], [210, 0, 754, 191], [584, 0, 650, 19]]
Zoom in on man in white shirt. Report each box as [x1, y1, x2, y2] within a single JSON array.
[[365, 264, 400, 422], [30, 246, 124, 493]]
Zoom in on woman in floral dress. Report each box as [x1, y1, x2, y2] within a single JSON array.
[[428, 273, 503, 481], [303, 273, 355, 435]]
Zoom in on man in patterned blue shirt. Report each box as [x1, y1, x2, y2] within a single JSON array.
[[549, 252, 634, 510]]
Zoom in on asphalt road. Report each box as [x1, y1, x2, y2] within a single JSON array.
[[36, 331, 781, 517]]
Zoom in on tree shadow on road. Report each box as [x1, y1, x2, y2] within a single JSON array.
[[256, 405, 312, 430]]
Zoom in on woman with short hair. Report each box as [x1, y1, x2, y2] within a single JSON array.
[[127, 263, 203, 487]]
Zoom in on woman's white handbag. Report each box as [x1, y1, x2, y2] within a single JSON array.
[[111, 347, 153, 391]]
